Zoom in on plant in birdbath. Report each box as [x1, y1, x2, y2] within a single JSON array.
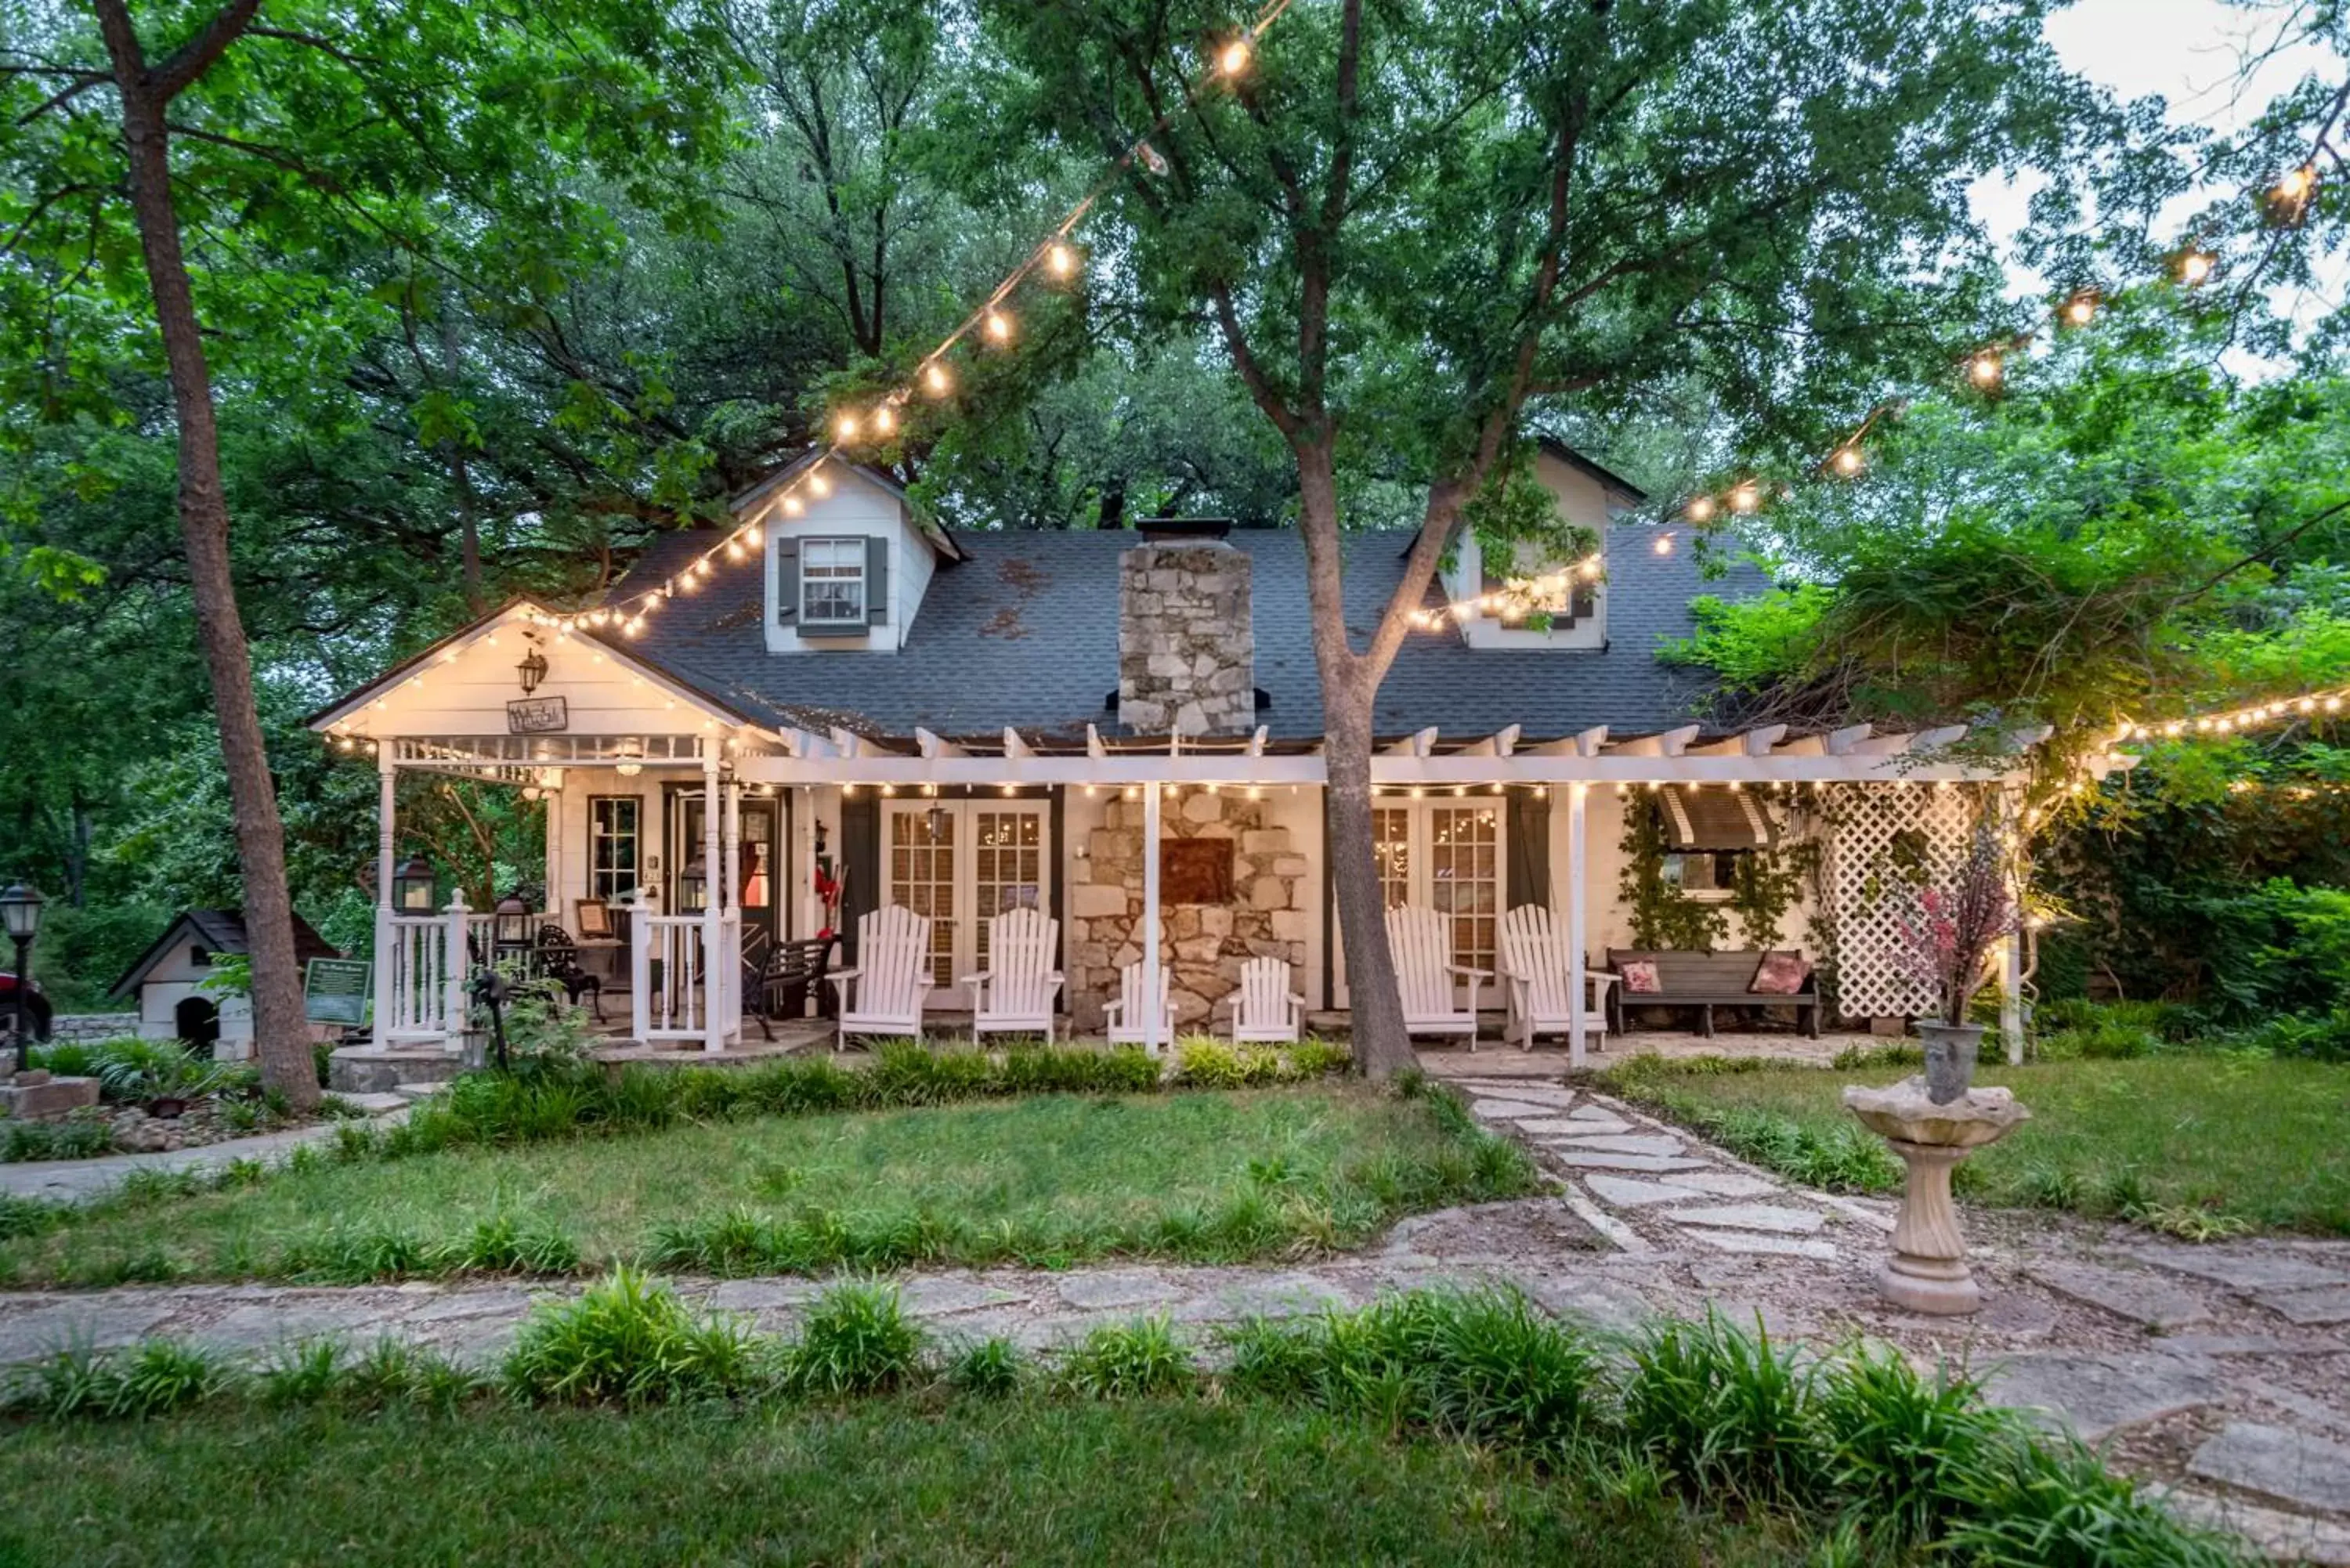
[[1888, 802, 2017, 1103]]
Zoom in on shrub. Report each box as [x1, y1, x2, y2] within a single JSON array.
[[1943, 1436, 2247, 1567], [1620, 1312, 1824, 1510], [1814, 1349, 2013, 1550], [1289, 1038, 1354, 1078], [26, 1040, 97, 1077], [5, 1339, 232, 1421], [943, 1335, 1027, 1396], [89, 1037, 233, 1106], [504, 1267, 759, 1404], [443, 1213, 581, 1275], [1058, 1317, 1195, 1398], [2, 1115, 114, 1162], [0, 1194, 67, 1240], [258, 1339, 349, 1407], [783, 1281, 924, 1396]]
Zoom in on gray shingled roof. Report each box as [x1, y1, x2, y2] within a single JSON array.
[[598, 524, 1769, 746]]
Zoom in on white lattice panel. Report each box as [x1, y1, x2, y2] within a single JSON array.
[[1822, 785, 1976, 1017]]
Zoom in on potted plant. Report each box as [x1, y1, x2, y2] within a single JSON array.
[[1890, 803, 2018, 1104]]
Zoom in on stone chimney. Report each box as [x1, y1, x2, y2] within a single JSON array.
[[1117, 521, 1253, 736]]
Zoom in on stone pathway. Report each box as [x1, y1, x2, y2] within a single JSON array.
[[3, 1070, 2348, 1561], [0, 1097, 410, 1205]]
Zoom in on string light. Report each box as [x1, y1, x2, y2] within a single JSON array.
[[2062, 289, 2099, 327], [1684, 495, 1716, 522], [394, 2, 1296, 648], [1968, 350, 2004, 389], [1651, 533, 1674, 555], [2176, 248, 2216, 286], [1729, 482, 1759, 515], [1830, 445, 1864, 476]]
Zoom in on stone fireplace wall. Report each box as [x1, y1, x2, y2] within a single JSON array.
[[1117, 540, 1254, 737], [1067, 788, 1311, 1031]]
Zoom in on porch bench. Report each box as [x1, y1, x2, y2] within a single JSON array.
[[1604, 948, 1820, 1039]]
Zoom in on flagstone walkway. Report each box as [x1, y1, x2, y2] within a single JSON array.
[[2, 1072, 2346, 1560]]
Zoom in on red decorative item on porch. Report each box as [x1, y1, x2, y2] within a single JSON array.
[[813, 862, 843, 941], [1748, 951, 1810, 995], [1619, 959, 1661, 995]]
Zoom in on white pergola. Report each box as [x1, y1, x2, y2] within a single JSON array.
[[735, 716, 2098, 1064]]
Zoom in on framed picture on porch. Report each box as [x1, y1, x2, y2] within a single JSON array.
[[573, 898, 613, 941]]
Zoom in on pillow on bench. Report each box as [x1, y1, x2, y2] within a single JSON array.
[[1748, 951, 1810, 995], [1620, 959, 1662, 994]]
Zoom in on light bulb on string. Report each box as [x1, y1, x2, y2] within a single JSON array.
[[1219, 37, 1251, 75], [872, 404, 895, 436], [1831, 446, 1864, 477], [834, 410, 859, 442], [1652, 533, 1674, 555], [2062, 289, 2099, 327], [809, 471, 831, 497], [782, 495, 804, 517], [1729, 482, 1759, 515], [1968, 350, 2003, 389], [1046, 241, 1078, 279], [984, 309, 1014, 345], [1685, 494, 1716, 522], [745, 525, 763, 547], [2176, 249, 2216, 286], [923, 362, 952, 396]]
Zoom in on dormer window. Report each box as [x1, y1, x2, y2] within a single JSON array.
[[801, 537, 868, 627]]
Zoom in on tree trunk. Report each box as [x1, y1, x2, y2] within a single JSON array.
[[96, 3, 320, 1109], [1292, 438, 1417, 1077]]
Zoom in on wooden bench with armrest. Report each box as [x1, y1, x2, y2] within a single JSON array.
[[1604, 948, 1820, 1039]]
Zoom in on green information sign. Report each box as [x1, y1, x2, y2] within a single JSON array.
[[303, 958, 373, 1025]]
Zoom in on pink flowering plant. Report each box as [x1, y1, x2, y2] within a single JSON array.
[[1889, 806, 2018, 1026]]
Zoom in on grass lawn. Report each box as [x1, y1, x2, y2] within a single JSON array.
[[0, 1396, 1797, 1567], [0, 1083, 1534, 1286], [1603, 1053, 2350, 1236]]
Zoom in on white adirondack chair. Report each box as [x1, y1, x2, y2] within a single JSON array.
[[1385, 905, 1487, 1047], [1222, 956, 1303, 1044], [826, 904, 935, 1050], [1101, 958, 1174, 1050], [963, 906, 1063, 1044], [1499, 904, 1604, 1051]]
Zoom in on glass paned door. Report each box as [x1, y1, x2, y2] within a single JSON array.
[[888, 806, 960, 994], [1339, 800, 1508, 1006], [885, 800, 1050, 1007]]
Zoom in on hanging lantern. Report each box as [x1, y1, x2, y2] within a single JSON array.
[[493, 890, 533, 946], [392, 855, 437, 913], [678, 852, 709, 914], [516, 647, 548, 694]]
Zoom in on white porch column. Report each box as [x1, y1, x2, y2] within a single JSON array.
[[722, 769, 743, 1042], [441, 891, 469, 1053], [1567, 783, 1589, 1071], [1999, 934, 2023, 1064], [630, 887, 652, 1044], [703, 747, 724, 1052], [372, 754, 396, 1048], [1141, 780, 1163, 1057]]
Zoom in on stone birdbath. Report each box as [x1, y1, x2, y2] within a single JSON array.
[[1844, 1076, 2030, 1315]]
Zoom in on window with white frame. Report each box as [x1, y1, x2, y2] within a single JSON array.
[[801, 537, 867, 625], [589, 797, 640, 900]]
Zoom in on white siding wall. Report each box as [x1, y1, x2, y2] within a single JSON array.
[[761, 465, 935, 655]]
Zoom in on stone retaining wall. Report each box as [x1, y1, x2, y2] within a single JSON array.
[[48, 1013, 140, 1043]]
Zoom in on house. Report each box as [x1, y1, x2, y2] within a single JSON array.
[[108, 908, 340, 1058], [308, 440, 2113, 1064]]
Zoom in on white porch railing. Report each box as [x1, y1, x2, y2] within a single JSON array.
[[378, 894, 471, 1047], [627, 897, 741, 1050]]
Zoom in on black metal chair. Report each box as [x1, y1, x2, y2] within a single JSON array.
[[533, 923, 603, 1021], [749, 937, 839, 1040]]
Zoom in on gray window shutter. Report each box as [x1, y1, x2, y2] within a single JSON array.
[[839, 792, 878, 960], [774, 537, 800, 624], [1506, 792, 1551, 909], [866, 535, 889, 625]]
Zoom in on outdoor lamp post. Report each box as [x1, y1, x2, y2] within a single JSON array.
[[392, 854, 437, 913], [0, 881, 44, 1074]]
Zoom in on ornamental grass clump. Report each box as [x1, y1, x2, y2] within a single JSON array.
[[1618, 1310, 1825, 1511], [1057, 1317, 1195, 1399], [782, 1281, 924, 1396], [5, 1339, 231, 1421], [504, 1267, 760, 1404]]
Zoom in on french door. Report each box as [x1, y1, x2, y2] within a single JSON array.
[[1337, 800, 1506, 1007], [883, 800, 1051, 1008]]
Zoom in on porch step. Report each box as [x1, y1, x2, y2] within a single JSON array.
[[391, 1082, 447, 1104], [325, 1043, 469, 1096]]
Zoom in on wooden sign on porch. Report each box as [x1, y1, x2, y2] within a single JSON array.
[[506, 695, 569, 734]]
